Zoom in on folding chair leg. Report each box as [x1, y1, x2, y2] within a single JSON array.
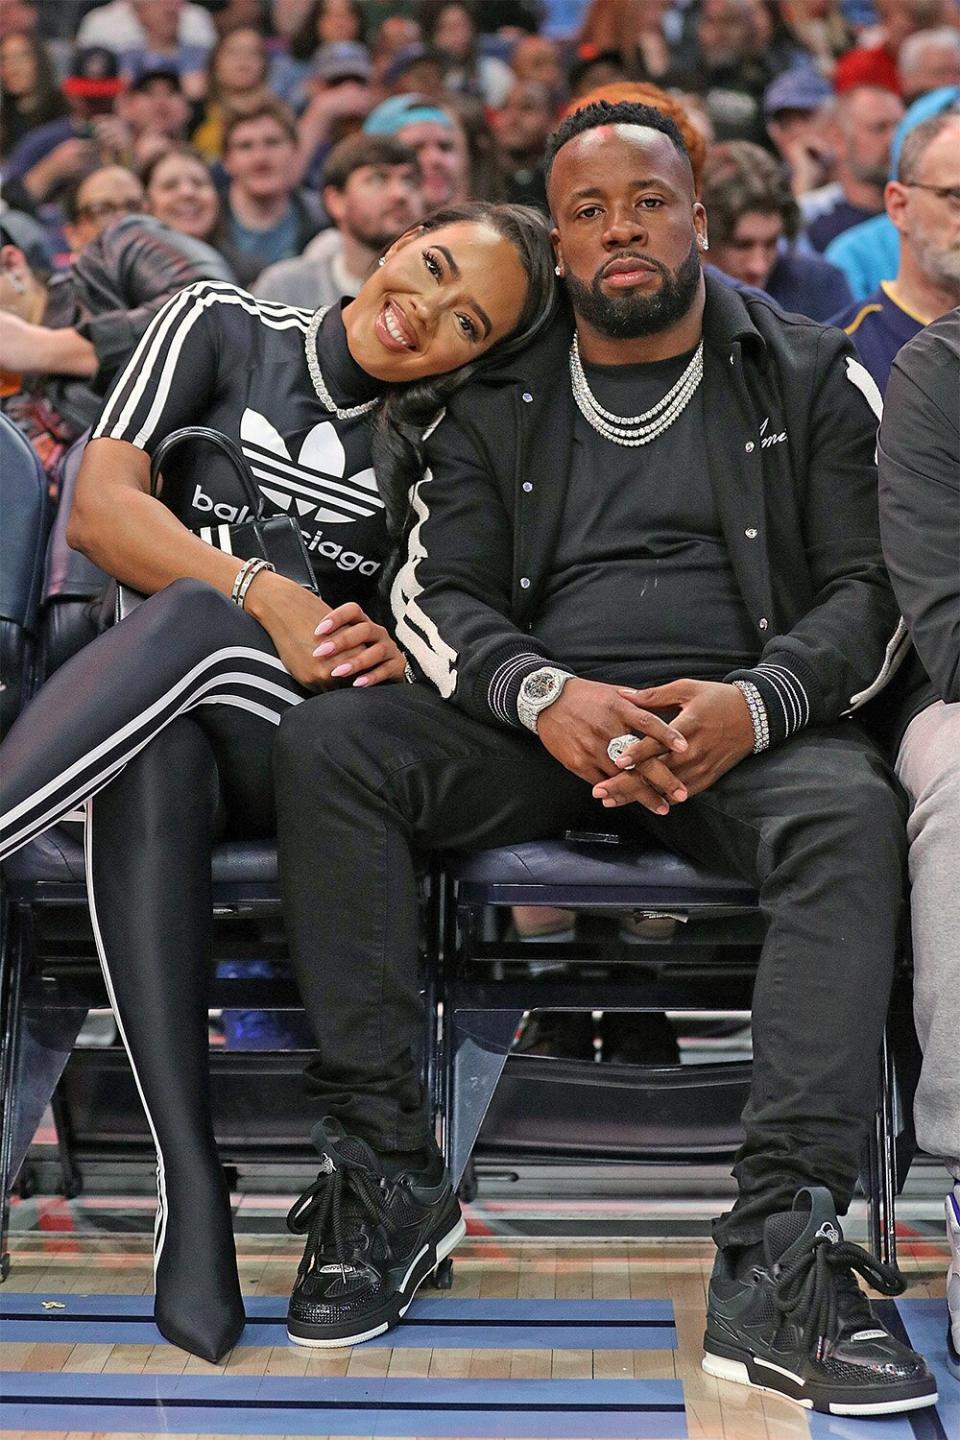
[[867, 1028, 898, 1269], [448, 1008, 524, 1191], [8, 997, 89, 1193], [0, 896, 25, 1281]]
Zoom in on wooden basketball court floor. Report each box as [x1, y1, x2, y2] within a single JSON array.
[[1, 1206, 956, 1440]]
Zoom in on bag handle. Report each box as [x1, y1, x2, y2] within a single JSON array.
[[149, 426, 265, 519]]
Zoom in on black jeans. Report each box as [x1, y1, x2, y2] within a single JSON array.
[[275, 683, 907, 1248]]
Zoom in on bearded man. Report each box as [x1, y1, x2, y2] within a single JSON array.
[[273, 101, 938, 1418]]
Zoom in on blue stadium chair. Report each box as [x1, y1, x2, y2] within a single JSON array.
[[431, 836, 902, 1269], [0, 416, 50, 735], [39, 433, 107, 676]]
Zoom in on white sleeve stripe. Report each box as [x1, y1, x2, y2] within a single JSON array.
[[94, 284, 193, 438], [389, 470, 459, 698], [95, 283, 310, 446], [96, 281, 257, 438], [776, 665, 809, 726], [757, 669, 791, 735], [134, 286, 310, 448], [96, 282, 213, 442], [844, 355, 883, 423], [130, 286, 219, 445], [756, 663, 810, 729], [489, 652, 547, 724], [756, 667, 800, 731], [490, 653, 530, 723], [760, 670, 800, 732]]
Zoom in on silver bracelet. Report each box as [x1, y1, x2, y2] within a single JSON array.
[[232, 557, 275, 610], [732, 679, 770, 754]]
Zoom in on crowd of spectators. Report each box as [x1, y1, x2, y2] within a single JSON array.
[[1, 0, 958, 492]]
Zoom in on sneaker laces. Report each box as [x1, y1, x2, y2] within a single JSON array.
[[773, 1232, 905, 1360], [286, 1154, 397, 1284]]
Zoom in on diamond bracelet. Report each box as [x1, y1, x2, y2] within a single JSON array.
[[732, 679, 770, 754], [232, 557, 276, 610]]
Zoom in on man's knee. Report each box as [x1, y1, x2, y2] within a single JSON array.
[[275, 687, 416, 787]]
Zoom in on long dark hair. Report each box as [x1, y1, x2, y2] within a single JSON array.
[[290, 0, 365, 60], [0, 33, 68, 159], [371, 202, 557, 558]]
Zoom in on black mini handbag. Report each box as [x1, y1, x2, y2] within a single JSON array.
[[116, 426, 318, 619]]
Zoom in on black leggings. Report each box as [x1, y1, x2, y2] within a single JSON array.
[[1, 578, 309, 1360]]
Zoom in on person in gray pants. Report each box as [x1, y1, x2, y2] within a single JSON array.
[[878, 307, 960, 1380]]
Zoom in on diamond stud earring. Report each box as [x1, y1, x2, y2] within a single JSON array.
[[554, 264, 562, 276], [378, 256, 386, 267]]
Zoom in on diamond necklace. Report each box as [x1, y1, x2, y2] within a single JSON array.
[[304, 305, 381, 420], [569, 333, 704, 447]]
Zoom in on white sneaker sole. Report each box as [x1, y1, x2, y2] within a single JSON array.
[[702, 1351, 938, 1415], [287, 1216, 466, 1350]]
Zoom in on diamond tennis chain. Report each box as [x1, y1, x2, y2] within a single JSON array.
[[569, 334, 704, 447], [304, 305, 381, 420]]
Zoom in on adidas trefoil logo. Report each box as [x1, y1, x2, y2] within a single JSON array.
[[239, 408, 383, 526]]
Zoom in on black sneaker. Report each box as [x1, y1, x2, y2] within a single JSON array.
[[703, 1186, 938, 1417], [285, 1119, 465, 1348]]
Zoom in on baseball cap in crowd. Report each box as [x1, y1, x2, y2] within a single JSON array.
[[763, 67, 833, 120], [313, 42, 372, 84], [63, 46, 124, 100], [126, 63, 183, 93], [363, 93, 453, 137], [384, 43, 447, 88]]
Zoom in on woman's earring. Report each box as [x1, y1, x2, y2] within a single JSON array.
[[7, 271, 26, 294], [378, 255, 386, 267], [698, 235, 709, 252], [554, 264, 562, 277]]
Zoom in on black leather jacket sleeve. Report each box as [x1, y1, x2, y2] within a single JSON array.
[[72, 216, 227, 389]]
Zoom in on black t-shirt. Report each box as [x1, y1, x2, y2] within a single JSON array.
[[94, 281, 388, 611], [534, 349, 758, 688]]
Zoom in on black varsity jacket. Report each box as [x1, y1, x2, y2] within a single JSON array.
[[391, 273, 905, 747]]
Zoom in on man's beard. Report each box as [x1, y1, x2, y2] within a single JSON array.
[[912, 228, 960, 290], [564, 238, 702, 339]]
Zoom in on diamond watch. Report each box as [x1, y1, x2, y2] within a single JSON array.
[[517, 667, 572, 732]]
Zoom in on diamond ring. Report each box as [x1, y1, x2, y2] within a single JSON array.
[[606, 733, 638, 765]]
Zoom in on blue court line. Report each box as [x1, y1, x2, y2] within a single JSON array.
[[0, 1373, 687, 1438], [0, 1295, 676, 1351], [805, 1299, 956, 1440]]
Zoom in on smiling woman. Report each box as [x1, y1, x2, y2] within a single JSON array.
[[143, 145, 224, 246], [0, 199, 556, 1365]]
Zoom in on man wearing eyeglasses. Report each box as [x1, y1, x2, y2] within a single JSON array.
[[63, 165, 147, 253], [831, 110, 960, 392]]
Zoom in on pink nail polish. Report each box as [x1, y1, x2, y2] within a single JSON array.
[[314, 641, 335, 656], [315, 618, 333, 635], [352, 675, 370, 687], [331, 663, 352, 677]]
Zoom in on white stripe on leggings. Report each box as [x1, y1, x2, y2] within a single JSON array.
[[0, 648, 299, 857], [1, 675, 304, 860], [84, 797, 170, 1270]]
